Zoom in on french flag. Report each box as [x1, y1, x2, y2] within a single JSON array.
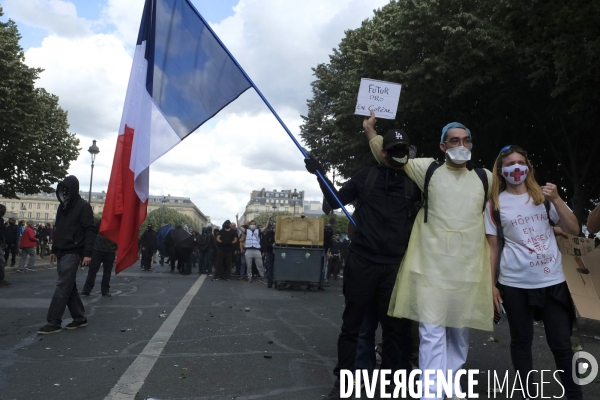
[[100, 0, 251, 274]]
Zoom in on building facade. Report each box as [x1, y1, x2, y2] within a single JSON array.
[[242, 188, 305, 222], [0, 192, 211, 227]]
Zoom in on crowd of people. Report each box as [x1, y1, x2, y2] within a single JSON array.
[[1, 110, 600, 399]]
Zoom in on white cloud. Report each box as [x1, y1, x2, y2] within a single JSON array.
[[24, 33, 132, 141], [8, 0, 388, 226], [3, 0, 91, 37]]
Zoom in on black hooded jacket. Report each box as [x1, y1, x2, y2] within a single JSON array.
[[318, 164, 421, 264], [51, 176, 96, 258], [139, 227, 157, 253]]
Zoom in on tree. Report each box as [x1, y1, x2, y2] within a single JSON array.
[[139, 207, 202, 235], [321, 213, 349, 237], [0, 7, 80, 198], [300, 0, 600, 225], [253, 211, 292, 227]]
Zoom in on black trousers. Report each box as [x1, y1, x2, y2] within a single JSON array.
[[4, 243, 17, 264], [83, 250, 115, 295], [334, 253, 412, 378], [215, 251, 232, 279], [500, 282, 582, 400], [141, 249, 152, 270]]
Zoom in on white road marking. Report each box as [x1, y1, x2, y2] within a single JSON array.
[[104, 274, 206, 399]]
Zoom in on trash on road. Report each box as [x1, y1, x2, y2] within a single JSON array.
[[264, 355, 272, 359], [245, 307, 250, 312]]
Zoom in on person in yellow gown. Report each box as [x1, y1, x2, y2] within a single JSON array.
[[365, 111, 493, 400]]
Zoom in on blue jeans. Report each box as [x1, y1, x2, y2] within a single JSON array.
[[18, 247, 36, 270], [356, 299, 379, 373], [46, 254, 86, 327], [239, 252, 247, 276], [265, 253, 274, 285]]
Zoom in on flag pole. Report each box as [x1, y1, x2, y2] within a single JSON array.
[[186, 1, 357, 228]]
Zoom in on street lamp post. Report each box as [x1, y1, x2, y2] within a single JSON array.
[[291, 188, 299, 215], [87, 140, 100, 204], [161, 195, 168, 226]]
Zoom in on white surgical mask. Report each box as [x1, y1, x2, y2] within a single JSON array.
[[445, 146, 471, 164], [501, 164, 529, 185], [250, 224, 256, 230]]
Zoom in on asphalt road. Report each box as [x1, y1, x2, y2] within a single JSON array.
[[0, 260, 598, 400]]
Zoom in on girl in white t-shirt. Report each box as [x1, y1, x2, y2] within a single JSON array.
[[484, 145, 582, 400]]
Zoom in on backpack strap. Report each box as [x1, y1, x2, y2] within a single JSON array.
[[423, 161, 444, 223], [474, 168, 489, 212], [489, 199, 504, 280]]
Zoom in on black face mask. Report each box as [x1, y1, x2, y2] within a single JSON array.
[[224, 224, 230, 229], [385, 147, 409, 167]]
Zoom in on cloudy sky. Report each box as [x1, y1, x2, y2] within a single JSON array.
[[1, 0, 389, 225]]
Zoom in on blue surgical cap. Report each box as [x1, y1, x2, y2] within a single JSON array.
[[441, 122, 472, 146]]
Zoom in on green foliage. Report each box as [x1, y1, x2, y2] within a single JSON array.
[[139, 207, 202, 236], [321, 213, 349, 237], [300, 0, 600, 225], [93, 212, 103, 223], [252, 211, 292, 227], [0, 8, 79, 199]]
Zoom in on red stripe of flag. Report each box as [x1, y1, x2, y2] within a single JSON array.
[[100, 126, 147, 274]]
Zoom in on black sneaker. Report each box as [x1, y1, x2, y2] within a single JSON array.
[[79, 291, 90, 296], [0, 280, 12, 288], [326, 380, 340, 399], [102, 293, 112, 297], [38, 325, 62, 335], [65, 320, 88, 330]]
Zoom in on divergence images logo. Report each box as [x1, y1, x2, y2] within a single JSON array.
[[572, 351, 598, 385]]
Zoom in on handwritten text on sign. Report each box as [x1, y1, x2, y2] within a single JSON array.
[[355, 78, 402, 120]]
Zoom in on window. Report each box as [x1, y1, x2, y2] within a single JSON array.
[[27, 212, 31, 218], [285, 207, 289, 212], [36, 212, 40, 218], [29, 203, 32, 209], [45, 213, 49, 220], [54, 204, 58, 210], [53, 214, 56, 220], [19, 212, 24, 218], [46, 204, 49, 209], [37, 203, 41, 209], [254, 207, 258, 212]]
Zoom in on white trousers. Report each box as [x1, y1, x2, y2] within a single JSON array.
[[419, 322, 469, 400], [245, 249, 264, 279]]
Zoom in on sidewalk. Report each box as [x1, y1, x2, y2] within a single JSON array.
[[4, 254, 53, 274]]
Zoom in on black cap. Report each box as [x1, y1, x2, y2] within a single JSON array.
[[383, 129, 410, 150]]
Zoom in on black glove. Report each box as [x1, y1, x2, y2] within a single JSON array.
[[304, 157, 323, 175]]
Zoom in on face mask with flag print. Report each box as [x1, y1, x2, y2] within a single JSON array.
[[501, 164, 529, 185]]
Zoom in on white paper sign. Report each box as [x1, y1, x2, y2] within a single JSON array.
[[354, 78, 402, 120]]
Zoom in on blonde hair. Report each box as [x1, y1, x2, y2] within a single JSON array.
[[491, 147, 544, 210]]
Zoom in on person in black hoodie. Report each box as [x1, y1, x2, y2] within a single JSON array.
[[3, 217, 19, 267], [38, 176, 95, 335], [139, 224, 157, 271], [81, 220, 117, 296], [305, 129, 420, 399]]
